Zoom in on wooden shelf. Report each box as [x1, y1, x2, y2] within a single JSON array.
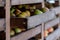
[[11, 0, 43, 5], [0, 18, 5, 31], [45, 17, 59, 30], [46, 28, 60, 40], [11, 11, 56, 29], [4, 0, 60, 40], [11, 25, 41, 40]]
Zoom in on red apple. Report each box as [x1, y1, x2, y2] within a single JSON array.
[[48, 27, 54, 33]]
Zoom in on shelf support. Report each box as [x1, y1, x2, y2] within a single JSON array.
[[41, 23, 45, 40], [42, 0, 45, 8], [6, 0, 10, 40]]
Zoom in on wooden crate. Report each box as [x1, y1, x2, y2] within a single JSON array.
[[10, 11, 56, 29]]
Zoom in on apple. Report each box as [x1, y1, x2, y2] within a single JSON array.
[[21, 28, 26, 31], [15, 28, 22, 33], [10, 7, 15, 13], [10, 30, 15, 36], [45, 7, 49, 11], [18, 5, 23, 8], [34, 9, 43, 15], [10, 13, 16, 17], [41, 7, 49, 13], [30, 5, 36, 9], [25, 11, 30, 17], [44, 30, 49, 37], [32, 5, 36, 9], [18, 12, 27, 18], [48, 27, 54, 33], [15, 9, 21, 15]]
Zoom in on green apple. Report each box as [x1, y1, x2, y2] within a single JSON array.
[[25, 11, 30, 17], [10, 7, 15, 13], [18, 12, 27, 18], [34, 9, 43, 15], [10, 30, 15, 36], [15, 28, 22, 33]]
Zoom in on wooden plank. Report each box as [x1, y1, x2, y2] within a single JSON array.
[[11, 25, 41, 40], [0, 18, 5, 27], [45, 17, 59, 30], [27, 11, 56, 29], [0, 18, 5, 31], [46, 28, 60, 40], [41, 23, 45, 40], [6, 0, 10, 40], [51, 6, 60, 14], [11, 0, 43, 5]]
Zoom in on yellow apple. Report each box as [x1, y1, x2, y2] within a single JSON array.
[[10, 30, 15, 36], [18, 12, 27, 18], [25, 11, 30, 17], [44, 30, 49, 37]]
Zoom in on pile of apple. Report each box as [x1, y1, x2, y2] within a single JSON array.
[[10, 5, 49, 18], [44, 27, 54, 38], [10, 27, 26, 37]]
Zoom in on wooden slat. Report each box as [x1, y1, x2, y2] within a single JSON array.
[[0, 18, 5, 31], [0, 18, 5, 27], [11, 25, 41, 40], [27, 11, 56, 29], [51, 6, 60, 14], [6, 0, 10, 40], [11, 0, 43, 5], [45, 17, 59, 30], [41, 23, 45, 40]]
